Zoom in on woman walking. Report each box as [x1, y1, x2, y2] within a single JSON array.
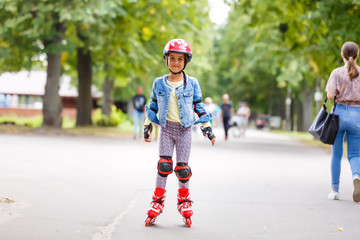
[[220, 94, 233, 140], [326, 41, 360, 202]]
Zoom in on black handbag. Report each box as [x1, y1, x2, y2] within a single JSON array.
[[308, 96, 339, 145]]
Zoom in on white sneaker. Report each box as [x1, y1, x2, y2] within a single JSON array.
[[353, 176, 360, 202], [328, 191, 339, 200]]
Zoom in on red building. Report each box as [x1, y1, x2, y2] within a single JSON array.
[[0, 70, 101, 120]]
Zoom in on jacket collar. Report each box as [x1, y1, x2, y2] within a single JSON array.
[[163, 74, 188, 90]]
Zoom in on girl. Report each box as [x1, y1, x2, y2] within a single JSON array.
[[326, 41, 360, 202], [143, 39, 216, 227]]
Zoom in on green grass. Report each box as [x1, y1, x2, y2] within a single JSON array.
[[0, 116, 133, 137], [62, 120, 133, 137], [270, 130, 328, 147], [62, 117, 76, 128], [0, 115, 76, 128], [270, 129, 348, 158], [0, 115, 42, 127]]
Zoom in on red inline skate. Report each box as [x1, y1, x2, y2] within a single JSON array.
[[145, 188, 166, 227], [177, 188, 193, 227]]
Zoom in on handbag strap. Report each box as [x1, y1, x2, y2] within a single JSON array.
[[323, 96, 328, 111], [323, 96, 337, 112]]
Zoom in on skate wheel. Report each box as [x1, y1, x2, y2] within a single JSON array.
[[185, 218, 191, 228], [145, 217, 153, 227]]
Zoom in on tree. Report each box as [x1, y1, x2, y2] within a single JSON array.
[[1, 0, 215, 128], [0, 1, 74, 127], [214, 0, 360, 131]]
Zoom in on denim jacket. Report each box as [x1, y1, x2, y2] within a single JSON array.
[[145, 74, 212, 128]]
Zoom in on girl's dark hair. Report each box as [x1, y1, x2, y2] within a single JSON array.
[[185, 55, 190, 63], [341, 41, 359, 79]]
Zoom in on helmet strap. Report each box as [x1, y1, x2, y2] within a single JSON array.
[[169, 68, 182, 74]]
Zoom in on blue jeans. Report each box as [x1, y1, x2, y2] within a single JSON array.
[[133, 110, 144, 137], [331, 104, 360, 191]]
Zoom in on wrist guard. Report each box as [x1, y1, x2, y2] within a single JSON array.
[[200, 126, 216, 140], [144, 123, 153, 139]]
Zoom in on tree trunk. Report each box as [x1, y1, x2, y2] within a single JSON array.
[[285, 86, 292, 131], [297, 98, 304, 131], [290, 95, 295, 131], [301, 80, 315, 132], [76, 40, 93, 126], [277, 89, 286, 119], [101, 65, 114, 116], [42, 53, 63, 127], [42, 18, 65, 128]]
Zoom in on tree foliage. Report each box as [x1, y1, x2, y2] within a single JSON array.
[[0, 0, 214, 127], [214, 0, 360, 130]]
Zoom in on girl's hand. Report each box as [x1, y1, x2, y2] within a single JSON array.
[[144, 123, 153, 143], [201, 126, 216, 147], [210, 138, 216, 146], [144, 132, 151, 142]]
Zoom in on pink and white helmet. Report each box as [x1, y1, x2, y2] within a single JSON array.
[[163, 39, 192, 62]]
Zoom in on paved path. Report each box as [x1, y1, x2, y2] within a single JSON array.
[[0, 128, 359, 240]]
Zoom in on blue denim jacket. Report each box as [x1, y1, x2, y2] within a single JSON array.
[[145, 74, 212, 128]]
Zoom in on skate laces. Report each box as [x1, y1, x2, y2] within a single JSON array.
[[178, 197, 193, 206], [152, 198, 164, 205], [152, 195, 165, 204], [152, 192, 166, 204]]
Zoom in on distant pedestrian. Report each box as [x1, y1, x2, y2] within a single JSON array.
[[220, 94, 234, 140], [236, 102, 251, 136], [204, 97, 216, 125], [213, 103, 221, 127], [133, 86, 146, 139], [325, 41, 360, 202]]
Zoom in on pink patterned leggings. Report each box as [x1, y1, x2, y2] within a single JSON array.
[[156, 120, 192, 189]]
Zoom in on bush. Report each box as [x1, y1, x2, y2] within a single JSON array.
[[92, 106, 127, 127], [62, 117, 76, 128]]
